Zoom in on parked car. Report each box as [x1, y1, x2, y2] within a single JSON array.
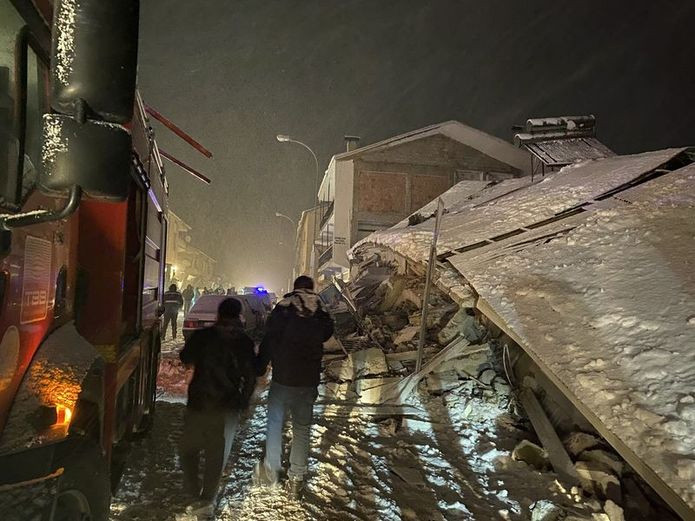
[[182, 294, 268, 340]]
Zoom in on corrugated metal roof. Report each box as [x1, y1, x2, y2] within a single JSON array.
[[522, 137, 615, 167], [351, 147, 690, 264]]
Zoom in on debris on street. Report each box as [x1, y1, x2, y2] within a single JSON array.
[[113, 261, 680, 520]]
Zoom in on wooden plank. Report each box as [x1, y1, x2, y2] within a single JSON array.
[[518, 387, 580, 486], [377, 336, 471, 404], [476, 297, 695, 521], [315, 402, 426, 419]]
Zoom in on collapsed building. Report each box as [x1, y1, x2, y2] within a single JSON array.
[[337, 146, 695, 520]]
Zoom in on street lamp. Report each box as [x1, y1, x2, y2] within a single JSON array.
[[275, 211, 296, 229], [276, 134, 320, 204], [274, 212, 297, 293]]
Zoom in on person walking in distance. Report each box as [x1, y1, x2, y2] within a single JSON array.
[[163, 284, 184, 340], [182, 284, 195, 316], [179, 298, 256, 513], [254, 276, 334, 499]]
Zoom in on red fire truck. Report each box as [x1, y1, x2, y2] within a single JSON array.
[[0, 1, 168, 519]]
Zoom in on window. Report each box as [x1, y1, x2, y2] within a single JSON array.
[[22, 46, 48, 200], [0, 1, 49, 207], [0, 2, 24, 203]]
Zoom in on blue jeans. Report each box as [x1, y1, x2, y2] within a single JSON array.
[[263, 382, 317, 480]]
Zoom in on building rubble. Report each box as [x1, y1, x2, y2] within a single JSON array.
[[111, 275, 679, 521], [325, 259, 681, 521], [344, 147, 695, 520]]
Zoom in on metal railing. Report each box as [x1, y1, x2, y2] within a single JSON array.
[[318, 201, 334, 231], [317, 245, 333, 268]]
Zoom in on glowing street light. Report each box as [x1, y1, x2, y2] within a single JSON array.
[[275, 134, 320, 204], [275, 212, 296, 229]]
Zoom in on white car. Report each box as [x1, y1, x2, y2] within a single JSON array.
[[182, 294, 267, 340]]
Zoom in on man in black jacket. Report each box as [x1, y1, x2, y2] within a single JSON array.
[[254, 276, 334, 499], [179, 298, 256, 511], [163, 284, 184, 340], [182, 284, 195, 315]]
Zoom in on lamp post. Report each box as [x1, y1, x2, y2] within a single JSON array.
[[274, 211, 296, 229], [275, 212, 297, 290], [276, 134, 320, 204]]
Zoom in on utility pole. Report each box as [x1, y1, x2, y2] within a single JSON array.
[[415, 198, 445, 373]]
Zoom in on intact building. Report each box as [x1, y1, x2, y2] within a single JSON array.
[[313, 120, 532, 286], [165, 211, 217, 288]]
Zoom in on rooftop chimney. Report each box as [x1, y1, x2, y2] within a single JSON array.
[[345, 135, 360, 152]]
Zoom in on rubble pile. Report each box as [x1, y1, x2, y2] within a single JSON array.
[[324, 258, 680, 521]]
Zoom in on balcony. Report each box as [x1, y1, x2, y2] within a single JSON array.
[[318, 201, 334, 231], [317, 245, 333, 268]]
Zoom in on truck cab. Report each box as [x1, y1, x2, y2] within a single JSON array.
[[0, 1, 168, 519]]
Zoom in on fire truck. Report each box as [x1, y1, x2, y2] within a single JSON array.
[[0, 1, 168, 519]]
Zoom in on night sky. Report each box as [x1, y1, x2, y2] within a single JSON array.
[[138, 0, 695, 292]]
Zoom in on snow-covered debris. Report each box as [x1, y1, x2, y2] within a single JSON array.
[[326, 347, 389, 381], [530, 500, 563, 521], [469, 204, 695, 512], [393, 325, 419, 346], [512, 440, 550, 470], [349, 147, 695, 518], [563, 432, 602, 458], [578, 450, 624, 476], [574, 461, 621, 502], [602, 499, 625, 521], [438, 308, 484, 344]]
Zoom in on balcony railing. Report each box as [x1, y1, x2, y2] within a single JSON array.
[[317, 245, 333, 268], [318, 201, 334, 231]]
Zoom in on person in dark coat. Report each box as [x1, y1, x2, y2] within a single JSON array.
[[182, 284, 195, 315], [254, 276, 334, 499], [179, 298, 256, 511], [163, 284, 184, 340]]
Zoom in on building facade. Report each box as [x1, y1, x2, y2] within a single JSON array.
[[313, 121, 532, 286], [293, 206, 321, 281], [165, 211, 217, 288]]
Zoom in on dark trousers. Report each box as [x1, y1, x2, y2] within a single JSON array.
[[179, 408, 240, 501], [163, 311, 178, 339]]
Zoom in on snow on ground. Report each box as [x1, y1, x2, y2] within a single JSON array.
[[468, 204, 695, 513], [111, 334, 596, 520]]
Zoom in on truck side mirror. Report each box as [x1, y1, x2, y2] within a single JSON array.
[[39, 113, 131, 200], [0, 0, 139, 231], [50, 0, 140, 123]]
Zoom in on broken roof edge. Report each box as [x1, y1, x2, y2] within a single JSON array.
[[330, 120, 532, 174], [474, 294, 695, 521]]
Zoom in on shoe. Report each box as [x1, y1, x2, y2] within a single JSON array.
[[285, 477, 305, 500], [252, 460, 278, 487]]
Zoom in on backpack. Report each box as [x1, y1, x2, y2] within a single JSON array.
[[190, 327, 251, 410]]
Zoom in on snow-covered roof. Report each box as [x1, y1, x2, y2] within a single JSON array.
[[353, 148, 688, 263], [350, 147, 695, 517], [332, 120, 531, 173]]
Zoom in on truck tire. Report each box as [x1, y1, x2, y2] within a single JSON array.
[[51, 442, 110, 521]]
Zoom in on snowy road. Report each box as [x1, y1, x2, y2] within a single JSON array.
[[110, 336, 597, 520]]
